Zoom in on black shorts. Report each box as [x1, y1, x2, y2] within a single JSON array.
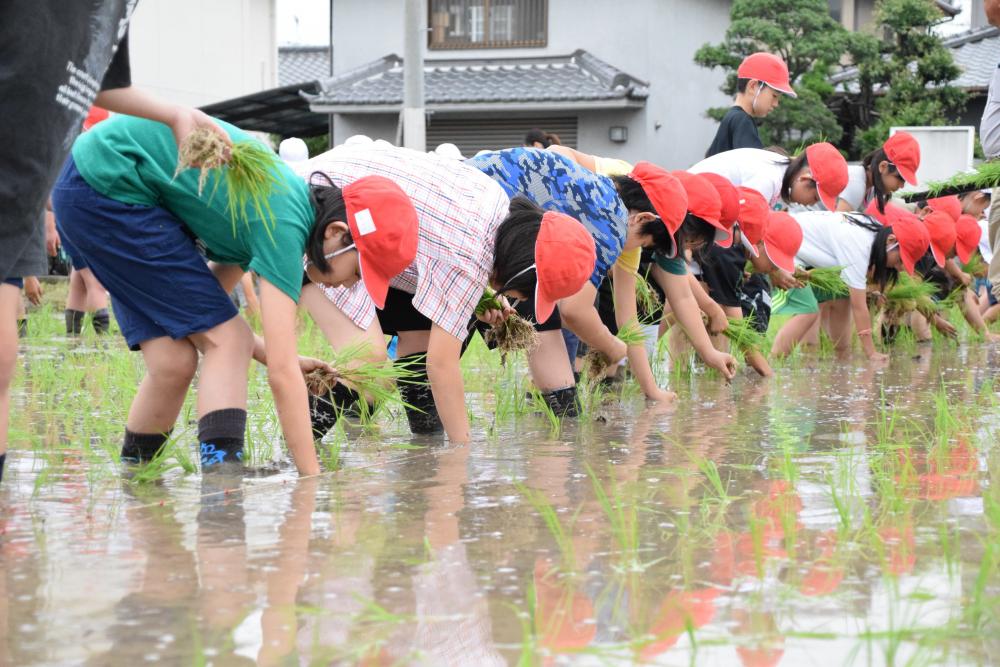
[[697, 245, 746, 308], [740, 273, 772, 333], [376, 287, 434, 335]]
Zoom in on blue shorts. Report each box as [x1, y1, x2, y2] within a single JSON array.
[[975, 277, 998, 306], [51, 158, 238, 351], [56, 227, 89, 270], [2, 277, 23, 289]]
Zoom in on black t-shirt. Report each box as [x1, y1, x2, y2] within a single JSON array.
[[0, 1, 134, 279], [705, 106, 764, 158], [915, 254, 952, 299]]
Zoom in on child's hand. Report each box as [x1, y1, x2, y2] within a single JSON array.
[[169, 107, 232, 163], [476, 295, 514, 326], [770, 268, 802, 291], [298, 356, 335, 378], [24, 277, 42, 305]]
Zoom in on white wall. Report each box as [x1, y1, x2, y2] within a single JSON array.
[[331, 0, 731, 168], [130, 0, 278, 107]]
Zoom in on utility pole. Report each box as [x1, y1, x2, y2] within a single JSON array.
[[402, 0, 426, 151]]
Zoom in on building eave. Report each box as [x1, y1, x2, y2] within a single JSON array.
[[309, 99, 647, 114]]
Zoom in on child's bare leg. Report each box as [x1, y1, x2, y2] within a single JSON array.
[[189, 315, 254, 418], [528, 330, 575, 391], [80, 268, 108, 311], [128, 336, 199, 434], [823, 299, 853, 356], [0, 284, 20, 467], [908, 312, 933, 342], [771, 312, 819, 357]]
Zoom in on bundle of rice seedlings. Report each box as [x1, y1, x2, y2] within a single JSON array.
[[174, 127, 287, 241], [304, 341, 423, 407], [902, 160, 1000, 202], [581, 319, 647, 380], [634, 269, 662, 323], [884, 274, 941, 320], [793, 266, 849, 298], [718, 316, 767, 354], [961, 254, 987, 278], [475, 289, 539, 355]]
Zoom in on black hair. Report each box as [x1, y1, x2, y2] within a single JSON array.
[[845, 212, 898, 291], [524, 128, 561, 148], [611, 175, 677, 256], [493, 196, 546, 295], [779, 153, 807, 205], [679, 214, 716, 251], [861, 147, 899, 215], [736, 78, 751, 93], [306, 171, 350, 273]]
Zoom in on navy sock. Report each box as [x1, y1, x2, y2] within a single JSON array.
[[92, 308, 110, 334], [65, 309, 84, 335], [0, 453, 5, 483], [121, 429, 170, 463], [199, 408, 246, 467]]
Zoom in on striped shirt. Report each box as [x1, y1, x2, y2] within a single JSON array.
[[466, 147, 628, 288], [293, 143, 511, 339]]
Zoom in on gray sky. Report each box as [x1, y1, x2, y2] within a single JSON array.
[[277, 0, 330, 46]]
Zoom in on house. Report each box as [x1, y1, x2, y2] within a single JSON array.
[[308, 0, 733, 168]]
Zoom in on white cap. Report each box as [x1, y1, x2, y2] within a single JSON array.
[[433, 142, 464, 160], [344, 134, 374, 146], [278, 137, 309, 163]]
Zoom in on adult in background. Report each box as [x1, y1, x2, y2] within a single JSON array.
[[982, 0, 1000, 300]]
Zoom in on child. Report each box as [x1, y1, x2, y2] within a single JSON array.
[[836, 132, 921, 213], [468, 147, 736, 405], [52, 114, 419, 476], [770, 206, 931, 362], [295, 142, 598, 441], [706, 52, 797, 157]]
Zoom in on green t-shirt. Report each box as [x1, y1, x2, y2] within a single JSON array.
[[654, 253, 687, 276], [71, 115, 312, 301]]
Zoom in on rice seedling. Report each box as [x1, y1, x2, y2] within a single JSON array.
[[961, 253, 988, 278], [528, 388, 562, 436], [634, 269, 663, 324], [883, 273, 941, 320], [902, 160, 1000, 201], [174, 127, 287, 241], [585, 464, 649, 572], [793, 266, 849, 298], [517, 483, 579, 573], [582, 319, 647, 380], [304, 340, 422, 408], [475, 288, 539, 356]]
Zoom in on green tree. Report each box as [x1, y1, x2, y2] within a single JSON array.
[[694, 0, 849, 150], [846, 0, 966, 155]]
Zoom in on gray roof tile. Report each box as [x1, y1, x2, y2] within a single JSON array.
[[278, 46, 331, 86], [305, 49, 649, 108]]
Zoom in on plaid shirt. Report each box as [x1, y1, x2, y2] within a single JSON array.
[[293, 143, 510, 339]]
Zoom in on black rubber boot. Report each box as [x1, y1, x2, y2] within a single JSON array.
[[65, 309, 84, 335], [396, 353, 443, 435], [121, 429, 171, 464], [92, 308, 111, 334], [540, 386, 580, 417], [309, 382, 361, 440]]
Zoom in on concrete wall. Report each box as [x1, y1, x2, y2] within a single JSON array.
[[130, 0, 278, 107], [330, 0, 732, 168]]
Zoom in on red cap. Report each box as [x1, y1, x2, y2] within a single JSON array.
[[672, 171, 724, 240], [735, 186, 770, 257], [627, 162, 688, 256], [83, 106, 109, 131], [342, 176, 419, 309], [923, 210, 956, 267], [699, 172, 739, 247], [955, 214, 982, 264], [927, 195, 962, 223], [884, 131, 921, 186], [762, 211, 803, 273], [535, 211, 597, 323], [737, 52, 797, 98], [886, 206, 931, 275], [804, 143, 849, 211], [864, 198, 889, 225]]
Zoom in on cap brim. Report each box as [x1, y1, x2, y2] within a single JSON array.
[[899, 247, 920, 276], [763, 240, 795, 273], [713, 226, 733, 247], [956, 241, 975, 265], [771, 83, 797, 98], [930, 244, 947, 268], [359, 255, 390, 309], [535, 289, 557, 325], [818, 188, 839, 213], [897, 165, 918, 186]]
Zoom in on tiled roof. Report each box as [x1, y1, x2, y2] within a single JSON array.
[[305, 49, 649, 110], [278, 46, 331, 86], [831, 25, 1000, 93]]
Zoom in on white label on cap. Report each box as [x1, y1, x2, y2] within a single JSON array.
[[354, 208, 376, 236]]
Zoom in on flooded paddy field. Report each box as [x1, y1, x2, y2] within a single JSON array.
[[3, 301, 1000, 666]]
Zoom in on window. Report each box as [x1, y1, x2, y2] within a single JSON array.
[[429, 0, 548, 50]]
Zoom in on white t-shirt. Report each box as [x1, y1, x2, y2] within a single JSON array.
[[791, 211, 876, 289], [979, 218, 993, 263], [689, 148, 788, 207], [836, 165, 870, 211]]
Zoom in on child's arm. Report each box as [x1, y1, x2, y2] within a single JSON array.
[[656, 269, 737, 380], [685, 272, 728, 333], [558, 282, 627, 364], [611, 264, 674, 402], [259, 278, 321, 476], [850, 287, 885, 361], [944, 258, 972, 287], [95, 87, 230, 154], [426, 324, 470, 443]]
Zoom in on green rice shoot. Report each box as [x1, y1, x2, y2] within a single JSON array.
[[919, 160, 1000, 198], [304, 340, 423, 408], [634, 268, 662, 323], [794, 266, 849, 297], [961, 253, 987, 278], [475, 288, 539, 355], [884, 273, 941, 319], [615, 318, 648, 347], [719, 316, 766, 354], [175, 128, 287, 243]]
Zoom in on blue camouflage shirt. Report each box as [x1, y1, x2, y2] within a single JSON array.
[[466, 147, 628, 288]]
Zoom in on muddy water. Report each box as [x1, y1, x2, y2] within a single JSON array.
[[3, 346, 1000, 666]]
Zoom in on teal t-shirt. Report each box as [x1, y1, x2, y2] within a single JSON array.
[[71, 115, 313, 301], [654, 254, 687, 276]]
